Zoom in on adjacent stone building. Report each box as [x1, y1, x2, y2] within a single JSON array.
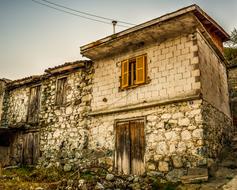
[[0, 4, 235, 178], [228, 61, 237, 127]]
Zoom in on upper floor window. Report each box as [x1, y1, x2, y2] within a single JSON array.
[[55, 77, 67, 106], [121, 54, 147, 89], [27, 85, 41, 124]]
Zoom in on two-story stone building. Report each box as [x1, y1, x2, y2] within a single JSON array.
[[0, 5, 234, 178]]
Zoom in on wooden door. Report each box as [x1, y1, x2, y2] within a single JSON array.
[[115, 119, 145, 175], [130, 120, 145, 175], [28, 86, 41, 123], [22, 132, 40, 165], [115, 121, 130, 174]]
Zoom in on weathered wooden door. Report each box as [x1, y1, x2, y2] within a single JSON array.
[[28, 86, 41, 123], [115, 119, 145, 175], [22, 132, 40, 165]]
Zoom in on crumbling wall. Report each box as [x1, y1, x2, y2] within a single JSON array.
[[3, 87, 30, 126], [0, 80, 7, 124], [38, 67, 93, 171]]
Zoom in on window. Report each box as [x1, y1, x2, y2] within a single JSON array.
[[55, 77, 67, 106], [27, 85, 41, 123], [121, 54, 147, 89]]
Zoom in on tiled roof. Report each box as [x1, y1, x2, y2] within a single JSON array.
[[45, 60, 92, 74]]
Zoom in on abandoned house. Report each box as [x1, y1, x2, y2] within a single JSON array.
[[0, 4, 235, 178]]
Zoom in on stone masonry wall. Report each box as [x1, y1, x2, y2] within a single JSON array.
[[89, 99, 205, 173], [2, 87, 29, 126], [0, 80, 7, 123], [228, 66, 237, 98], [38, 67, 93, 171], [228, 66, 237, 127], [202, 100, 233, 161], [91, 33, 200, 112], [0, 66, 93, 171]]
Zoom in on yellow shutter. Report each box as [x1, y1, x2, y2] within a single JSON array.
[[135, 55, 146, 84], [121, 60, 129, 88]]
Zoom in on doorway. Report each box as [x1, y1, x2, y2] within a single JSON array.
[[115, 118, 145, 175]]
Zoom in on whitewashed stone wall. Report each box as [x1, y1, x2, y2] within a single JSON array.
[[92, 33, 200, 111]]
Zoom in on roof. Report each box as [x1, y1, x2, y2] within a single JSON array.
[[6, 60, 90, 89], [0, 78, 12, 83], [81, 4, 229, 59], [45, 60, 91, 74]]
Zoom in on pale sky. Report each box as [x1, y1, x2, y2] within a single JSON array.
[[1, 0, 237, 80]]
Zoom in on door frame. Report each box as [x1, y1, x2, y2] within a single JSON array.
[[113, 116, 146, 174]]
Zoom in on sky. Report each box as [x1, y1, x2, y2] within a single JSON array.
[[0, 0, 237, 80]]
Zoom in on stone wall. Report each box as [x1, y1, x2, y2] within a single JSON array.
[[228, 66, 237, 98], [0, 80, 7, 124], [197, 30, 231, 117], [2, 87, 29, 126], [0, 65, 94, 170], [38, 67, 93, 170], [228, 66, 237, 126], [89, 99, 205, 173], [91, 33, 200, 112], [202, 100, 233, 160]]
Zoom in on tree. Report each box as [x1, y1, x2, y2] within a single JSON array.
[[224, 28, 237, 64]]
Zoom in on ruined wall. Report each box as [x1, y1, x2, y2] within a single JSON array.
[[91, 33, 200, 112], [89, 99, 205, 173], [0, 80, 7, 123], [2, 87, 30, 126], [38, 67, 93, 171], [0, 66, 93, 170], [197, 31, 231, 117]]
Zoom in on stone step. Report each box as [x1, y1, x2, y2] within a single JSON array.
[[180, 168, 208, 184]]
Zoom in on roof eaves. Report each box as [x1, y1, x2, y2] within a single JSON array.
[[80, 4, 229, 54]]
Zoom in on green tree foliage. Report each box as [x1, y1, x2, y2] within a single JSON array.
[[224, 28, 237, 64]]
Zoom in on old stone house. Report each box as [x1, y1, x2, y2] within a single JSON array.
[[0, 5, 235, 177]]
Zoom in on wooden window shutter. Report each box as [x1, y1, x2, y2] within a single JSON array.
[[56, 77, 67, 105], [28, 85, 41, 123], [135, 55, 146, 84], [121, 60, 129, 88]]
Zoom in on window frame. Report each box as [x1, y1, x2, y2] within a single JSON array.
[[27, 84, 41, 124], [120, 54, 148, 90], [55, 76, 68, 106]]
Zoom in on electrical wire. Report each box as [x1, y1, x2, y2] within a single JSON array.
[[31, 0, 130, 28], [40, 0, 136, 26]]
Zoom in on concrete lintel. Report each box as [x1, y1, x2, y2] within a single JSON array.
[[89, 94, 201, 116]]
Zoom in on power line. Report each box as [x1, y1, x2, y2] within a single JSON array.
[[40, 0, 136, 26], [31, 0, 130, 28]]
